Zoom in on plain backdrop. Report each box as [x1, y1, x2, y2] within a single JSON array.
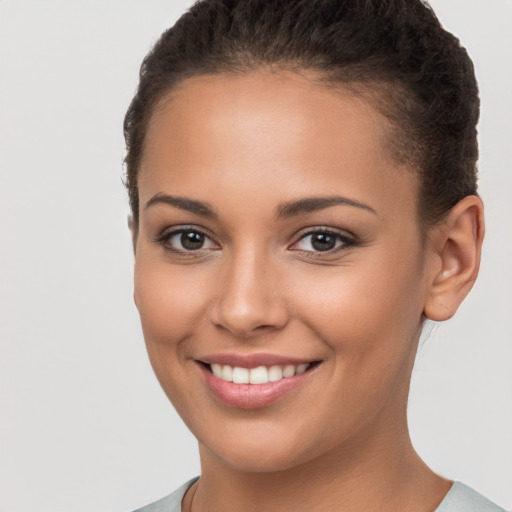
[[1, 1, 511, 511]]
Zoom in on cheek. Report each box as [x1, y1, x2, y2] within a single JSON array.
[[134, 254, 211, 356], [133, 254, 212, 415], [291, 253, 426, 361], [284, 262, 425, 444]]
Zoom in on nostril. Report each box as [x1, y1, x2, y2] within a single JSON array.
[[211, 295, 289, 336], [208, 262, 290, 337]]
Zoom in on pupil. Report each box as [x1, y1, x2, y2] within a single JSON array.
[[312, 233, 336, 251], [181, 231, 204, 250]]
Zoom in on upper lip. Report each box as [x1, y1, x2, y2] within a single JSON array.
[[197, 352, 319, 368]]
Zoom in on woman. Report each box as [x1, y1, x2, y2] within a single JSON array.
[[124, 0, 505, 510]]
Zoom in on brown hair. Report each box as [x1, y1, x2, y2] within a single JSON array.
[[124, 0, 479, 226]]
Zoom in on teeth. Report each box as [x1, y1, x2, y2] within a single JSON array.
[[296, 363, 308, 375], [209, 363, 311, 384], [249, 366, 268, 384], [232, 367, 249, 384], [268, 365, 283, 382], [221, 365, 233, 382], [282, 364, 296, 378], [211, 363, 222, 378]]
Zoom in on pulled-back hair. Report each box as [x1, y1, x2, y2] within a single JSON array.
[[124, 0, 479, 226]]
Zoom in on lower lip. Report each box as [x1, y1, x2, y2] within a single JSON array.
[[198, 363, 314, 409]]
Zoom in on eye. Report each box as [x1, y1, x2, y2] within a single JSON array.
[[155, 227, 218, 252], [291, 229, 355, 253]]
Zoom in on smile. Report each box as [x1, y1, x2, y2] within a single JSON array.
[[197, 358, 320, 409], [209, 363, 310, 384]]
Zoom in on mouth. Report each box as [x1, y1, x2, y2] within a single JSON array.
[[196, 358, 321, 409], [200, 361, 318, 384]]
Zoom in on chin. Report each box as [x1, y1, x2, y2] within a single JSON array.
[[199, 430, 314, 473]]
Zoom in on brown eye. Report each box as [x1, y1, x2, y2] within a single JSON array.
[[180, 231, 205, 250], [291, 229, 355, 254], [156, 228, 218, 253], [310, 233, 337, 251]]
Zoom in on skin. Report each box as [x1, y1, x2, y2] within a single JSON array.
[[132, 71, 484, 511]]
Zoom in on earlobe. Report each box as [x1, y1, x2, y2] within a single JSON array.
[[423, 195, 484, 322]]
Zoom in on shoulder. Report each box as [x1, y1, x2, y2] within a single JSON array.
[[435, 482, 507, 512], [132, 477, 199, 512]]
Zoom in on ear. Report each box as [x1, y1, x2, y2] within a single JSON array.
[[128, 214, 138, 254], [423, 195, 485, 322]]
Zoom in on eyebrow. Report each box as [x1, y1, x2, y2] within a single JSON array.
[[145, 193, 376, 220], [276, 195, 377, 219], [145, 193, 218, 218]]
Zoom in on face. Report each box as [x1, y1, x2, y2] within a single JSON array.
[[134, 71, 432, 473]]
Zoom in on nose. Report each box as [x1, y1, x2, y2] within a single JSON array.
[[210, 248, 289, 339]]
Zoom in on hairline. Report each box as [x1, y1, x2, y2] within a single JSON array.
[[132, 65, 435, 235]]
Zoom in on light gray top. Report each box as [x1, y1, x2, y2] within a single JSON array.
[[434, 482, 507, 512], [132, 479, 507, 512], [132, 478, 198, 512]]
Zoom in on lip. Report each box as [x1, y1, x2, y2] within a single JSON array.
[[197, 357, 319, 409], [198, 352, 314, 369]]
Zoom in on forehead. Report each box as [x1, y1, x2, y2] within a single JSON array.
[[139, 71, 418, 219], [144, 70, 391, 166]]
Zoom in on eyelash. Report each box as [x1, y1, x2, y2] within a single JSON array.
[[290, 228, 357, 256], [153, 226, 218, 255], [153, 226, 357, 256]]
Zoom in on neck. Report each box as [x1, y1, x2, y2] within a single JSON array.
[[185, 332, 450, 512], [188, 414, 450, 512]]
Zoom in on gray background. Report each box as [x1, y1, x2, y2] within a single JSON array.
[[1, 1, 511, 511]]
